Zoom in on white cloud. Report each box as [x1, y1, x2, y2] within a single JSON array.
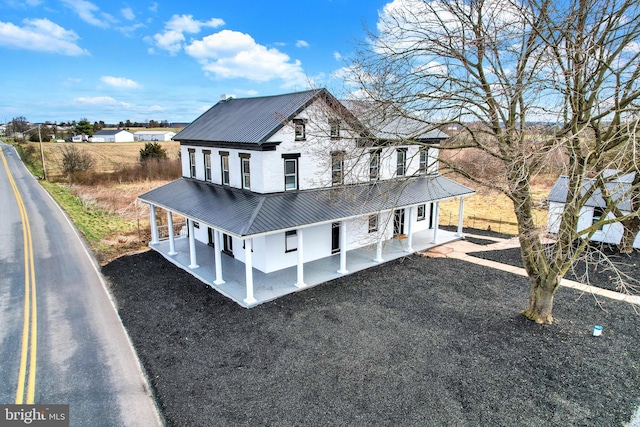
[[333, 51, 343, 60], [121, 7, 135, 21], [149, 2, 158, 13], [152, 14, 225, 54], [100, 76, 139, 88], [73, 96, 131, 108], [295, 40, 309, 48], [0, 18, 89, 56], [61, 0, 115, 28], [185, 29, 308, 87], [148, 105, 164, 112]]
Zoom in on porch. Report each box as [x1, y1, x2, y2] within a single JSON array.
[[149, 227, 462, 308]]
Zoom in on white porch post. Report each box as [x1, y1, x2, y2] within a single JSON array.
[[373, 237, 384, 263], [188, 219, 199, 269], [405, 206, 414, 253], [456, 197, 465, 237], [149, 204, 159, 245], [337, 221, 348, 274], [244, 238, 257, 305], [213, 230, 225, 285], [431, 201, 440, 244], [167, 211, 177, 256], [295, 229, 306, 288]]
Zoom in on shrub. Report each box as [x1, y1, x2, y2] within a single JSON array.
[[139, 142, 168, 162], [61, 145, 94, 177]]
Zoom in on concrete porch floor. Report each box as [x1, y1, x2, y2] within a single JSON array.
[[149, 228, 462, 308]]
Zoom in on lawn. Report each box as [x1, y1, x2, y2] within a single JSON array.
[[103, 250, 640, 427]]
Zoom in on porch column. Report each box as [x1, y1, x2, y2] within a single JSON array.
[[243, 238, 257, 305], [149, 204, 159, 245], [213, 230, 225, 285], [405, 206, 414, 253], [373, 237, 384, 263], [337, 221, 348, 274], [295, 229, 306, 288], [167, 211, 177, 256], [431, 201, 440, 244], [456, 197, 465, 237], [188, 219, 199, 269]]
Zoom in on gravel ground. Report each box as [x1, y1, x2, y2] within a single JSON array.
[[469, 244, 640, 293], [103, 249, 640, 427]]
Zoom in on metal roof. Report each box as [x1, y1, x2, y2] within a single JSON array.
[[547, 172, 636, 211], [173, 89, 325, 144], [139, 176, 474, 237], [94, 129, 131, 136]]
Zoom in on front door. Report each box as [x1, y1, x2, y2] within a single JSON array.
[[207, 228, 214, 247], [331, 222, 340, 254], [394, 209, 405, 236], [223, 233, 233, 257]]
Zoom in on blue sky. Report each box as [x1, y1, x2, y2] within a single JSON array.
[[0, 0, 390, 124]]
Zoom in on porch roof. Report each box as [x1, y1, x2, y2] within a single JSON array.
[[139, 176, 474, 237]]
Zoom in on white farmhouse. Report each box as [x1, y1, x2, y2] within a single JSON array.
[[134, 130, 176, 141], [92, 129, 134, 142], [139, 89, 474, 307], [547, 171, 640, 248]]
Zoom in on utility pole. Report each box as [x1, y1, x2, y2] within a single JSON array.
[[38, 125, 47, 181]]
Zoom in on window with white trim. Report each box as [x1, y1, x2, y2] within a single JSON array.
[[284, 158, 298, 191], [331, 151, 344, 185], [188, 149, 196, 178], [369, 150, 380, 181], [203, 151, 212, 182], [241, 156, 251, 189], [417, 204, 426, 221], [397, 148, 407, 177], [294, 119, 306, 141], [220, 152, 230, 185], [419, 148, 429, 174], [285, 230, 298, 252], [330, 119, 341, 139]]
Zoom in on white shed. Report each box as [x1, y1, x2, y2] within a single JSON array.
[[93, 129, 134, 142]]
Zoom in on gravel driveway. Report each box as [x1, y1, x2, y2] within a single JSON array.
[[103, 246, 640, 426]]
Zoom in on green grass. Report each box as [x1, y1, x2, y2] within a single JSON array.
[[41, 181, 131, 244]]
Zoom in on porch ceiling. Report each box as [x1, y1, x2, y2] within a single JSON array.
[[139, 176, 474, 237]]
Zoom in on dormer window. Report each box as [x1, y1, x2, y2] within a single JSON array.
[[294, 119, 306, 141], [330, 119, 341, 139]]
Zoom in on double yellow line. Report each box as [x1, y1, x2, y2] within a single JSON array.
[[0, 148, 38, 404]]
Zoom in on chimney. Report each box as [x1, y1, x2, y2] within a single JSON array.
[[220, 94, 236, 102]]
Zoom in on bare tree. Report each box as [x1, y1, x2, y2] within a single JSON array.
[[344, 0, 640, 323]]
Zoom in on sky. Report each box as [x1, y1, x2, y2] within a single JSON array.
[[0, 0, 391, 124]]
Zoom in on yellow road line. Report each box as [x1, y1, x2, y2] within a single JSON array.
[[0, 148, 37, 404]]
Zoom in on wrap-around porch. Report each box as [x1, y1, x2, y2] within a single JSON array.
[[147, 202, 465, 307]]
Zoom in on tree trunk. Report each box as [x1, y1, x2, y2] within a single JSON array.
[[620, 220, 639, 254], [522, 275, 559, 324]]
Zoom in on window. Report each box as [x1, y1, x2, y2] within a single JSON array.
[[203, 150, 212, 182], [188, 149, 196, 178], [417, 204, 426, 221], [593, 207, 605, 231], [331, 151, 344, 185], [369, 150, 380, 181], [285, 230, 298, 252], [294, 119, 306, 141], [419, 148, 429, 174], [220, 152, 230, 185], [284, 159, 298, 191], [368, 215, 378, 233], [330, 119, 341, 139], [396, 148, 407, 177], [241, 156, 251, 189]]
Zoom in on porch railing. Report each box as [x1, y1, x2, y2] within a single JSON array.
[[157, 221, 187, 241]]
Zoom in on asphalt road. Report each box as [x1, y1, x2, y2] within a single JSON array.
[[0, 142, 162, 426]]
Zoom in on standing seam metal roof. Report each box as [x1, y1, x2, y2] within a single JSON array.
[[139, 176, 475, 237], [547, 174, 636, 211], [173, 89, 324, 144]]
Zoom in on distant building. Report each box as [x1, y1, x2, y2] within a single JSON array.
[[92, 129, 134, 142], [134, 130, 176, 142]]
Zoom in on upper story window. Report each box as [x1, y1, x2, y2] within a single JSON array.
[[419, 147, 429, 175], [220, 151, 230, 185], [203, 150, 212, 182], [330, 119, 341, 139], [396, 148, 407, 177], [331, 151, 344, 186], [283, 154, 300, 191], [294, 119, 306, 141], [369, 150, 380, 181], [188, 149, 196, 178], [240, 154, 251, 190]]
